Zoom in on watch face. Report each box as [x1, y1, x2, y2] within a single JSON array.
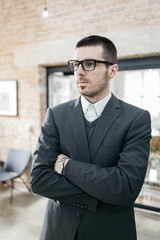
[[56, 161, 63, 174]]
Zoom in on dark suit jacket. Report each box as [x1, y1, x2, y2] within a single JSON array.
[[30, 94, 151, 240]]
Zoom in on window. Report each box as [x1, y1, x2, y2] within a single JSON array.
[[47, 66, 78, 107], [111, 56, 160, 212]]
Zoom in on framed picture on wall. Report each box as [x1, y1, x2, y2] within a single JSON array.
[[0, 80, 18, 116]]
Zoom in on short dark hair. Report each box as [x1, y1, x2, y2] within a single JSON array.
[[76, 35, 117, 64]]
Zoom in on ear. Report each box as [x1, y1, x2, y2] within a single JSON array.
[[108, 64, 118, 80]]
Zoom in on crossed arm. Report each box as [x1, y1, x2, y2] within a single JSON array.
[[30, 108, 151, 211], [30, 109, 99, 212]]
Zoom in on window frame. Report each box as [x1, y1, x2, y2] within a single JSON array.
[[47, 56, 160, 212]]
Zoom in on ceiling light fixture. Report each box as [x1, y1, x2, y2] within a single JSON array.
[[42, 0, 48, 18]]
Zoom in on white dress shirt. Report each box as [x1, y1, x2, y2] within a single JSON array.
[[81, 93, 112, 122]]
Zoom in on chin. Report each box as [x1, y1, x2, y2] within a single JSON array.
[[79, 87, 87, 95], [78, 87, 94, 97], [79, 89, 88, 95]]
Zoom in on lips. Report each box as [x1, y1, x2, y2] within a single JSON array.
[[77, 77, 89, 86], [78, 80, 88, 83], [78, 81, 88, 87]]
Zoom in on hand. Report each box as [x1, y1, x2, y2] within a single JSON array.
[[54, 154, 70, 173]]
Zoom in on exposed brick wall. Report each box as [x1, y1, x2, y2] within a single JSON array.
[[0, 0, 160, 164]]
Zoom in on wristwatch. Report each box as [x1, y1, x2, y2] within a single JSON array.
[[55, 157, 69, 175]]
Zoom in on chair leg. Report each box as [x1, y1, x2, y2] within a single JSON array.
[[10, 179, 14, 203], [20, 177, 31, 192]]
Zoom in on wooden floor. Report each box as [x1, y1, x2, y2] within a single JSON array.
[[0, 184, 160, 240]]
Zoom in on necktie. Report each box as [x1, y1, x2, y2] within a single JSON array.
[[85, 104, 98, 122]]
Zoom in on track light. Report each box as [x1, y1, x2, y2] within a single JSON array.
[[42, 0, 48, 18]]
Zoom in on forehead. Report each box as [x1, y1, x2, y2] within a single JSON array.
[[73, 45, 104, 60]]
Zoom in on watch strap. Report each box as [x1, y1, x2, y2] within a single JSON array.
[[60, 157, 69, 174]]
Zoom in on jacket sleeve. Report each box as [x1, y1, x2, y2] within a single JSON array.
[[30, 108, 98, 213], [64, 110, 152, 206]]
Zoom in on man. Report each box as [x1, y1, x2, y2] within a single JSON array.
[[30, 35, 151, 240]]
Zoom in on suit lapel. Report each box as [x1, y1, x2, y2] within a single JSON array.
[[89, 94, 121, 161], [68, 98, 91, 163]]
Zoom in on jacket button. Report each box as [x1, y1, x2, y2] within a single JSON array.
[[76, 213, 81, 219]]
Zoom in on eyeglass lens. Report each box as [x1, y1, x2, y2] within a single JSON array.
[[83, 60, 95, 71], [68, 60, 95, 71]]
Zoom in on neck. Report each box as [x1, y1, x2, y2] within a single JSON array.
[[83, 92, 110, 104]]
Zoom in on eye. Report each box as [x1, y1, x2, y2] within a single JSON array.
[[84, 60, 94, 68], [69, 61, 79, 71], [84, 60, 94, 67], [73, 62, 79, 68]]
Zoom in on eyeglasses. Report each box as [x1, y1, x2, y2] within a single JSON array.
[[67, 59, 114, 72]]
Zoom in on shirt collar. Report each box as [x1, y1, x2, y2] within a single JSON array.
[[81, 92, 112, 117]]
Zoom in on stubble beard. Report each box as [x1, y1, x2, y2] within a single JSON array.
[[78, 70, 109, 99]]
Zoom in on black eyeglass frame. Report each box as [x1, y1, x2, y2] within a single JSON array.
[[67, 59, 114, 72]]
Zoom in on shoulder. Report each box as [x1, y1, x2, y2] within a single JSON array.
[[120, 100, 151, 127], [49, 98, 79, 112], [46, 98, 79, 119], [112, 94, 148, 112], [119, 99, 144, 112], [111, 94, 151, 120]]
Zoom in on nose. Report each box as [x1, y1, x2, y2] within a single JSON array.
[[76, 63, 86, 76]]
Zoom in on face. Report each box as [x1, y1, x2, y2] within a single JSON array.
[[73, 45, 118, 103]]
